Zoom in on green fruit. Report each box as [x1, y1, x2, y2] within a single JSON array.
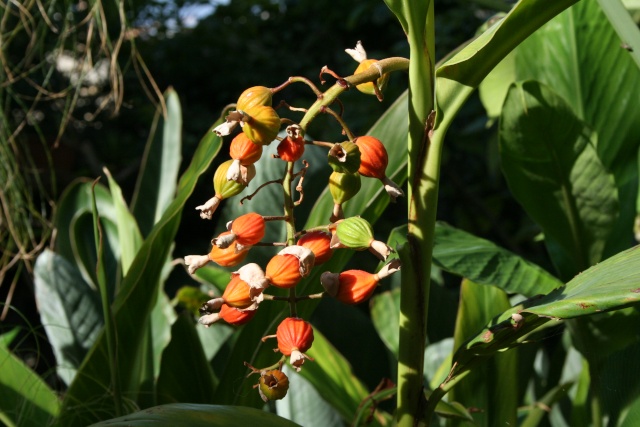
[[327, 141, 361, 173], [214, 160, 247, 198], [329, 171, 361, 204], [336, 216, 374, 250]]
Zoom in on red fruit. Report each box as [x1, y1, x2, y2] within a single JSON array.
[[355, 136, 388, 180], [276, 317, 314, 355], [218, 303, 257, 326], [265, 254, 302, 288], [231, 213, 266, 246], [230, 133, 263, 165], [297, 231, 333, 265], [277, 136, 305, 162], [209, 232, 249, 266]]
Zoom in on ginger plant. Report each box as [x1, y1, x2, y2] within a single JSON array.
[[184, 43, 408, 403]]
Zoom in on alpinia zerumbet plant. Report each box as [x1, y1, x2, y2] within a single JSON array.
[[184, 42, 406, 402]]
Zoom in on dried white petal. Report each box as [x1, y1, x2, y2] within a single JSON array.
[[184, 254, 210, 275], [239, 164, 256, 186], [369, 240, 393, 261], [202, 297, 224, 312], [320, 271, 340, 297], [226, 159, 242, 182], [213, 231, 236, 249], [213, 120, 238, 136], [290, 350, 307, 372], [345, 40, 368, 63], [279, 245, 316, 276], [198, 313, 221, 327], [195, 196, 221, 219], [375, 259, 401, 280], [330, 203, 344, 223], [382, 177, 405, 201], [236, 263, 269, 290]]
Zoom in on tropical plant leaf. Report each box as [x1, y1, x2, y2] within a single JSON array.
[[132, 89, 183, 236], [104, 168, 143, 275], [449, 279, 517, 427], [88, 403, 301, 427], [156, 313, 217, 404], [499, 80, 618, 277], [519, 381, 574, 427], [447, 244, 640, 384], [275, 365, 344, 427], [58, 121, 223, 426], [0, 345, 60, 427], [435, 0, 579, 137], [433, 222, 562, 296], [33, 249, 103, 385], [371, 288, 401, 356], [298, 328, 384, 426]]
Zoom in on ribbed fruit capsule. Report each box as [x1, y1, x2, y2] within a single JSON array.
[[354, 59, 390, 96], [355, 136, 387, 179], [277, 125, 305, 162], [221, 275, 257, 309], [265, 254, 303, 288], [231, 212, 266, 246], [328, 141, 361, 173], [258, 369, 289, 402], [237, 86, 272, 111], [208, 233, 249, 267], [218, 303, 257, 326], [230, 133, 263, 165], [276, 317, 314, 370], [196, 160, 252, 219], [320, 260, 401, 305], [297, 231, 333, 265], [242, 105, 280, 146], [331, 216, 392, 260]]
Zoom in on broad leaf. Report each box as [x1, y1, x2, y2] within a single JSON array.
[[156, 314, 217, 404], [447, 244, 640, 384], [449, 279, 517, 427], [34, 249, 103, 385], [298, 329, 385, 426], [0, 345, 60, 427], [499, 80, 618, 276], [59, 122, 223, 426], [132, 89, 183, 236], [89, 403, 301, 427], [276, 365, 343, 427], [371, 289, 401, 356], [599, 0, 640, 70], [433, 222, 562, 296]]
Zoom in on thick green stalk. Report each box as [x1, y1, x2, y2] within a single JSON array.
[[397, 1, 436, 426]]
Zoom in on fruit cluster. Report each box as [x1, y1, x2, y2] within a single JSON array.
[[183, 43, 402, 402]]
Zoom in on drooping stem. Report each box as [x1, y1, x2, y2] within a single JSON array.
[[282, 161, 297, 317], [397, 1, 436, 426]]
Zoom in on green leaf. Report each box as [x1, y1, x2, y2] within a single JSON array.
[[449, 279, 517, 427], [298, 329, 381, 425], [448, 244, 640, 384], [34, 249, 103, 385], [435, 0, 578, 136], [275, 365, 344, 427], [433, 222, 562, 297], [0, 345, 60, 427], [132, 89, 183, 236], [520, 381, 574, 427], [513, 0, 640, 182], [371, 288, 400, 356], [88, 403, 301, 427], [432, 398, 474, 423], [54, 180, 119, 289], [499, 80, 618, 276], [104, 168, 143, 275], [59, 121, 223, 426], [0, 328, 19, 348], [156, 314, 217, 404]]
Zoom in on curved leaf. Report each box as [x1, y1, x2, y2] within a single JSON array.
[[33, 249, 103, 385], [59, 121, 223, 426], [132, 89, 183, 235], [0, 345, 60, 427], [434, 0, 578, 135], [448, 244, 640, 383], [433, 222, 562, 296], [89, 403, 301, 427], [499, 81, 619, 275]]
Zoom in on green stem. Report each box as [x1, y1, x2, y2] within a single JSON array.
[[282, 161, 298, 317], [397, 1, 436, 426]]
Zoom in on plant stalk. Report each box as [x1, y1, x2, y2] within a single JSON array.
[[397, 1, 436, 426]]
